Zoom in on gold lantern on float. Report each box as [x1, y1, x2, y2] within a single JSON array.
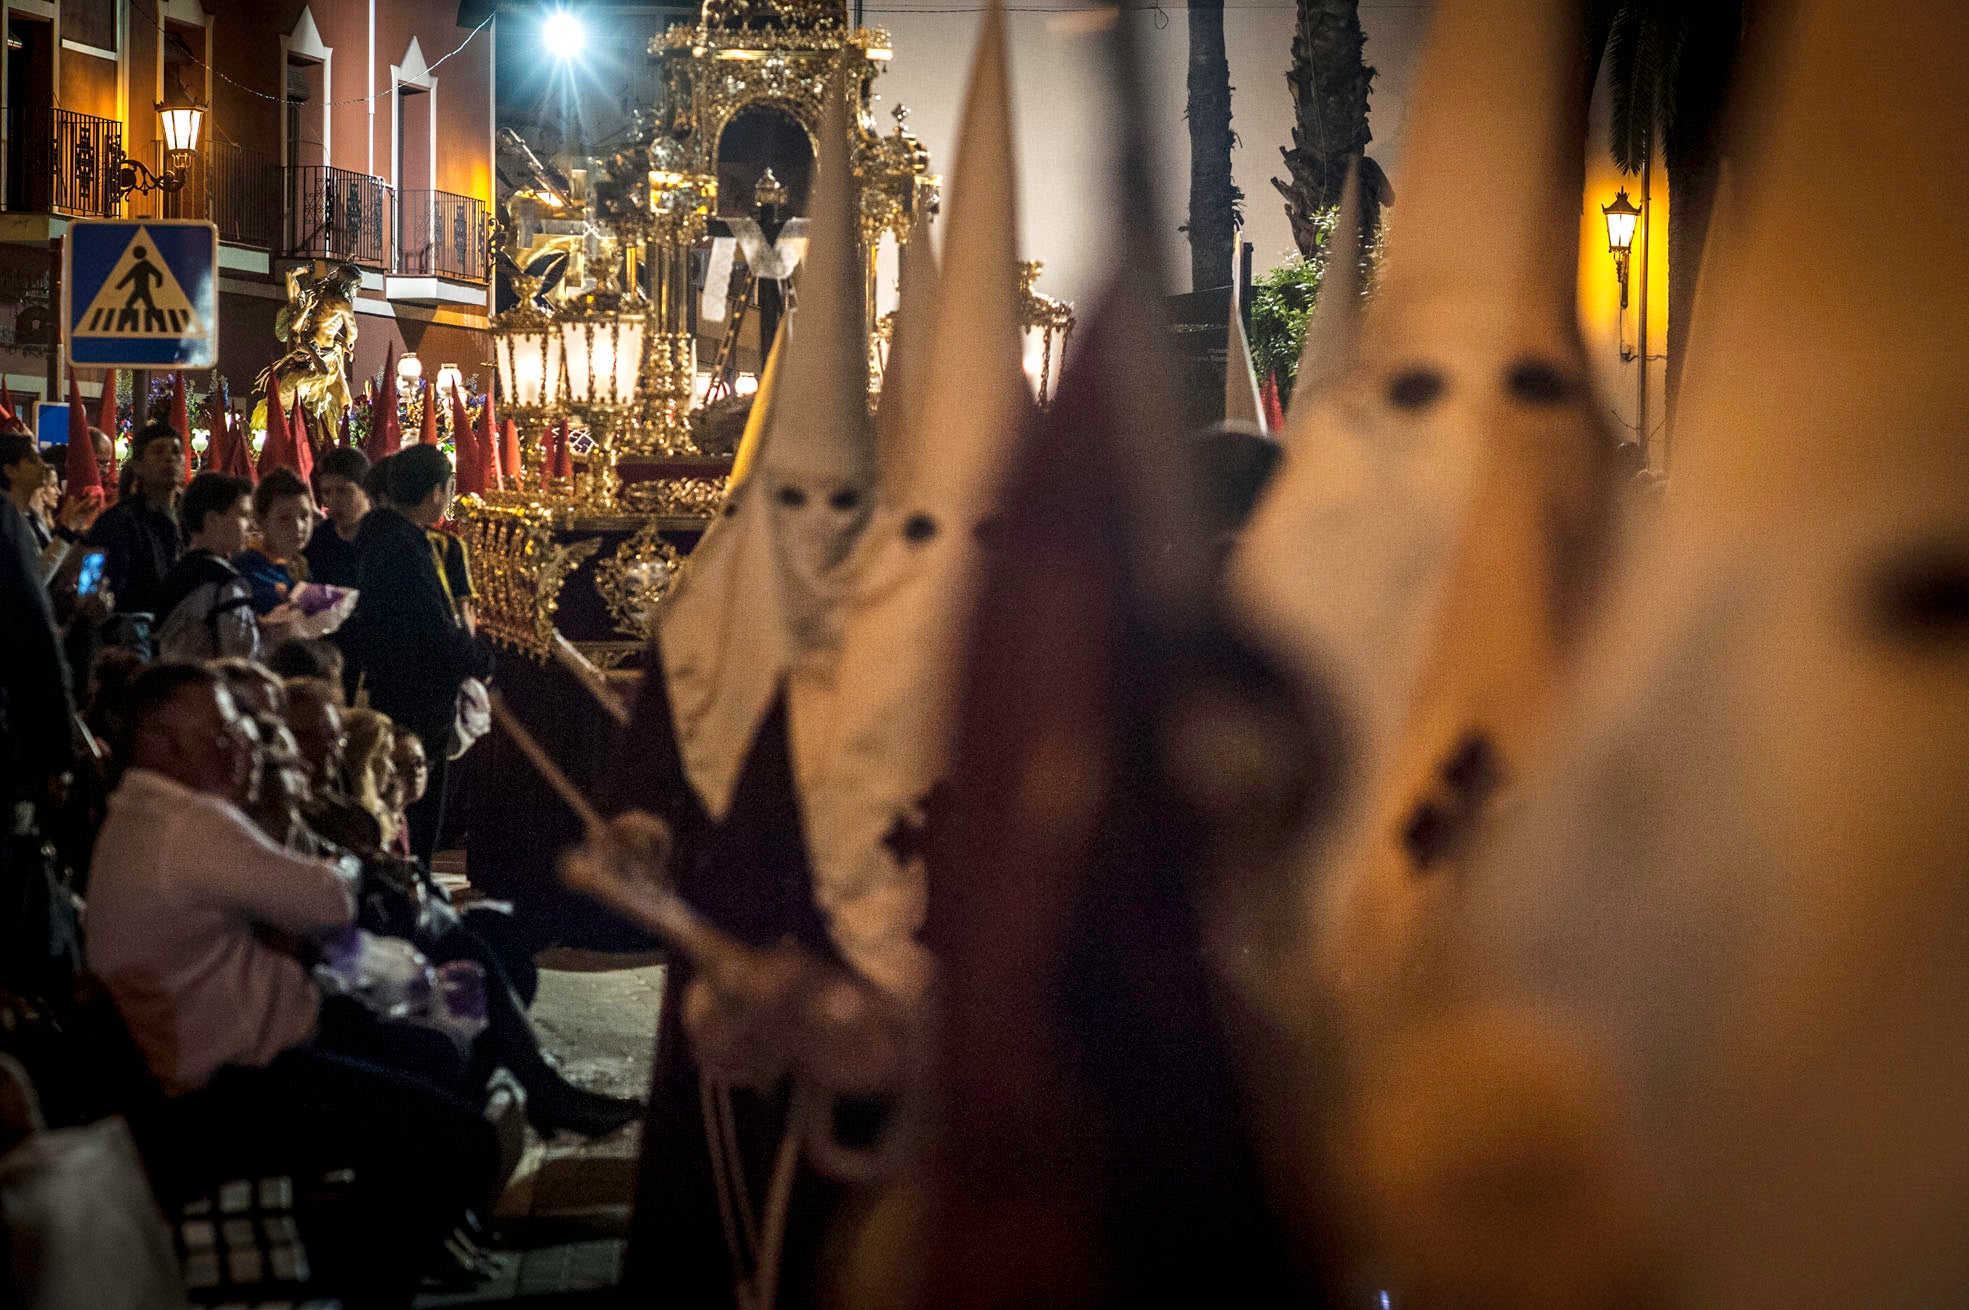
[[558, 267, 648, 503], [489, 274, 563, 486]]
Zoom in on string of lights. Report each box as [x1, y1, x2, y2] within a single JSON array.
[[124, 0, 494, 108]]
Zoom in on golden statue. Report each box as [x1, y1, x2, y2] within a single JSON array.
[[256, 262, 362, 432]]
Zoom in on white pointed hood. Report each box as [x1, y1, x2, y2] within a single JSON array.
[[1399, 5, 1969, 1302], [1286, 156, 1365, 417], [805, 1, 1026, 1004], [875, 213, 941, 492], [1224, 269, 1265, 431], [1226, 0, 1612, 1018], [657, 70, 874, 821]]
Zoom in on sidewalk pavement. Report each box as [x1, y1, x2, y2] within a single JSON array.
[[418, 858, 666, 1307]]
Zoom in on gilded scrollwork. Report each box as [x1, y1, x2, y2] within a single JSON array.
[[594, 521, 686, 639], [456, 497, 602, 661], [618, 476, 730, 517]]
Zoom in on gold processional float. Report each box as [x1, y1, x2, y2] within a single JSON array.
[[449, 0, 1071, 927], [465, 0, 1074, 677]]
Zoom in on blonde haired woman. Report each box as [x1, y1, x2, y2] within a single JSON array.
[[341, 707, 402, 850]]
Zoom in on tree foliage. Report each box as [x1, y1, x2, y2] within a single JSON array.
[[1273, 0, 1390, 260]]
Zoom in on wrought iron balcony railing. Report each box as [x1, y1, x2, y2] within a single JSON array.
[[397, 188, 490, 282], [209, 142, 282, 248], [2, 106, 122, 217], [285, 164, 392, 268]]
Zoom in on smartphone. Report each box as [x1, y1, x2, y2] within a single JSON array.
[[75, 549, 107, 597]]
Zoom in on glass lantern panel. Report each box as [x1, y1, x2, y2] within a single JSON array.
[[1604, 208, 1639, 254], [562, 322, 594, 405]]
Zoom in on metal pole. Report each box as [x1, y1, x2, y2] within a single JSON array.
[[1637, 151, 1652, 463]]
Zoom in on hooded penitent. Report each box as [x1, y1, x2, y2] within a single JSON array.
[[655, 66, 876, 825], [1371, 4, 1969, 1303], [873, 212, 940, 491], [802, 0, 1027, 1006], [1286, 157, 1365, 419], [367, 343, 401, 462], [258, 380, 299, 480], [64, 373, 103, 505], [95, 369, 117, 440], [1227, 0, 1612, 1022], [1224, 268, 1266, 432]]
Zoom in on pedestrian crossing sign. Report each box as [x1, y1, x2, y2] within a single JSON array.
[[63, 219, 219, 368]]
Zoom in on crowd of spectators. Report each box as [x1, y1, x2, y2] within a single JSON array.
[[0, 409, 638, 1305]]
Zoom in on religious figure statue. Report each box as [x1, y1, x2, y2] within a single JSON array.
[[257, 262, 362, 433]]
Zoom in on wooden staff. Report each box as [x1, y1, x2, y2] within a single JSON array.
[[488, 692, 724, 966]]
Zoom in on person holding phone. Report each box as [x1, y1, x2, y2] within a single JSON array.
[[0, 433, 96, 583], [82, 421, 184, 617]]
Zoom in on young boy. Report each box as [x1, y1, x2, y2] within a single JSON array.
[[236, 467, 318, 613], [154, 472, 257, 661]]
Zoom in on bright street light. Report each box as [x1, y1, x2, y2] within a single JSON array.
[[542, 9, 585, 60]]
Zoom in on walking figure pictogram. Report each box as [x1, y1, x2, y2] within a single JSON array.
[[115, 245, 169, 332]]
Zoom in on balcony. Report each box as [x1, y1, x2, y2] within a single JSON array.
[[210, 143, 283, 249], [2, 106, 122, 218], [285, 164, 393, 268], [397, 189, 489, 282]]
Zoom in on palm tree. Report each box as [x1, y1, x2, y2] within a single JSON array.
[[1585, 0, 1746, 445], [1272, 0, 1389, 260], [1184, 0, 1243, 291]]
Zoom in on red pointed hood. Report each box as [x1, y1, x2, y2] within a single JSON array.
[[64, 372, 104, 504]]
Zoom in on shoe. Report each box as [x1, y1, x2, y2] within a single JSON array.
[[525, 1080, 645, 1139], [421, 1227, 503, 1290]]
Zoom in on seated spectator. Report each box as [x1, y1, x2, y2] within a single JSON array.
[[154, 472, 257, 661], [283, 677, 382, 856], [234, 467, 316, 614], [342, 706, 403, 851], [83, 421, 184, 616], [212, 657, 285, 722], [389, 730, 431, 831], [279, 694, 640, 1139], [267, 636, 345, 692], [305, 446, 370, 588], [84, 646, 147, 759], [87, 662, 499, 1303], [85, 662, 348, 1096]]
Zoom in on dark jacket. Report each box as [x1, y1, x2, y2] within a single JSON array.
[[302, 526, 363, 589], [0, 497, 75, 800], [338, 509, 492, 747], [82, 492, 180, 617]]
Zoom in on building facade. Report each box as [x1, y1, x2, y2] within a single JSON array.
[[0, 0, 494, 421]]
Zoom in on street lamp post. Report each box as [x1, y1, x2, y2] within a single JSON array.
[[1601, 187, 1642, 309], [110, 96, 206, 209]]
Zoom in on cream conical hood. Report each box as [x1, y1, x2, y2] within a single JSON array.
[[803, 0, 1027, 1005], [910, 0, 1023, 517], [1673, 5, 1969, 513], [1410, 7, 1969, 1302], [1286, 156, 1364, 422], [657, 68, 875, 822], [1368, 0, 1584, 337], [875, 213, 940, 491], [1225, 272, 1265, 431], [765, 67, 875, 504], [1226, 0, 1610, 1024]]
